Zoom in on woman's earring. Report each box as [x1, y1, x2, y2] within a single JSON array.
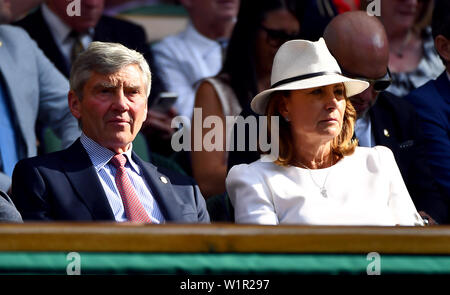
[[284, 115, 290, 122]]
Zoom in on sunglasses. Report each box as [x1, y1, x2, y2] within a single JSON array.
[[342, 68, 392, 92], [260, 25, 299, 47]]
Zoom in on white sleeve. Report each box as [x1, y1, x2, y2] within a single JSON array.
[[226, 164, 278, 225], [151, 40, 196, 118], [374, 146, 424, 226]]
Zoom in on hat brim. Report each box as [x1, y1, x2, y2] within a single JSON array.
[[251, 74, 370, 114]]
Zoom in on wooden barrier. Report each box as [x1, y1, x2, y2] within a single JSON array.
[[1, 223, 450, 254]]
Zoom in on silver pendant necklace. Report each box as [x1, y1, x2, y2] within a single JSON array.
[[297, 158, 333, 198]]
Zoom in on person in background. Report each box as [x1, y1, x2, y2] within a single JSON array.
[[152, 0, 240, 119], [14, 0, 173, 158], [11, 42, 209, 223], [0, 0, 80, 192], [191, 0, 301, 199], [226, 38, 423, 226], [404, 0, 450, 205], [324, 11, 448, 224], [0, 190, 22, 222], [362, 0, 444, 97]]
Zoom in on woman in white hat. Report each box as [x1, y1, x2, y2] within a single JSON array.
[[226, 38, 424, 226]]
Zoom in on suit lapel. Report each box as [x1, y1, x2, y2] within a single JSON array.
[[370, 98, 398, 150], [62, 139, 115, 220], [435, 72, 450, 104], [132, 153, 186, 222], [28, 8, 71, 77]]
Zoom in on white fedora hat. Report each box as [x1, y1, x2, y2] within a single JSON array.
[[251, 38, 370, 114]]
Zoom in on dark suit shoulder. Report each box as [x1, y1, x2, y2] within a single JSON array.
[[375, 91, 418, 121], [14, 148, 69, 171], [98, 15, 146, 34]]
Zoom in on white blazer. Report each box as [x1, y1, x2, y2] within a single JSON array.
[[226, 146, 423, 226]]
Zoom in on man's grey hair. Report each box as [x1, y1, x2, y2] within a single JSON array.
[[70, 41, 152, 99]]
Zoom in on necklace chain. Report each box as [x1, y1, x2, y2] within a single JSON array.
[[297, 156, 333, 198]]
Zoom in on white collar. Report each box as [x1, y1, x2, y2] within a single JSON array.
[[184, 22, 221, 57], [80, 133, 140, 174]]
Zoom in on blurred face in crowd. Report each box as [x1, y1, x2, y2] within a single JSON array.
[[338, 45, 390, 117], [182, 0, 240, 22], [255, 9, 300, 77], [279, 84, 347, 144], [48, 0, 104, 33], [0, 0, 12, 24], [379, 0, 423, 32], [69, 64, 148, 153]]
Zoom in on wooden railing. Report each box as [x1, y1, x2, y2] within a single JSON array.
[[1, 223, 450, 254]]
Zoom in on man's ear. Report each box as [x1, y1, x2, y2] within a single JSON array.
[[435, 35, 450, 64], [68, 90, 81, 119]]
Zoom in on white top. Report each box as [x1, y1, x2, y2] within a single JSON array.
[[226, 146, 423, 226], [152, 22, 224, 118]]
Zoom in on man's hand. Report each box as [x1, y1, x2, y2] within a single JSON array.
[[143, 107, 177, 140], [418, 211, 438, 226]]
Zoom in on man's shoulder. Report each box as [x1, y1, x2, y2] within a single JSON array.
[[15, 148, 70, 171], [98, 15, 144, 31], [375, 91, 417, 115], [0, 24, 31, 41], [152, 28, 189, 52], [405, 77, 440, 105]]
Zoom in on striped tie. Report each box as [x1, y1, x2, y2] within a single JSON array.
[[111, 154, 151, 223]]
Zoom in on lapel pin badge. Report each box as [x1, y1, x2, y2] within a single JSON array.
[[383, 129, 390, 137], [160, 176, 168, 184]]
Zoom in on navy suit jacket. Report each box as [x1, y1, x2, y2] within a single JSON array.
[[11, 139, 209, 222], [405, 72, 450, 202], [14, 7, 165, 103], [369, 91, 448, 223]]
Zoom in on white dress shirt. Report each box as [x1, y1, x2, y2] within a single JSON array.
[[152, 22, 224, 118], [226, 146, 423, 226], [80, 134, 165, 223]]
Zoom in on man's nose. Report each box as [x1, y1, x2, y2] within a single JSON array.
[[111, 90, 129, 111]]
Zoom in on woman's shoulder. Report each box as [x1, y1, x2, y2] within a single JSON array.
[[352, 146, 396, 168], [227, 159, 280, 178]]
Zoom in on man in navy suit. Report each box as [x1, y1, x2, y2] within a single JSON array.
[[405, 0, 450, 201], [11, 42, 209, 223], [323, 11, 448, 224]]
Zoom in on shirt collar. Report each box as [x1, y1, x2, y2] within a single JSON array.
[[41, 4, 94, 44], [80, 133, 140, 174], [41, 3, 72, 45], [185, 21, 221, 57]]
